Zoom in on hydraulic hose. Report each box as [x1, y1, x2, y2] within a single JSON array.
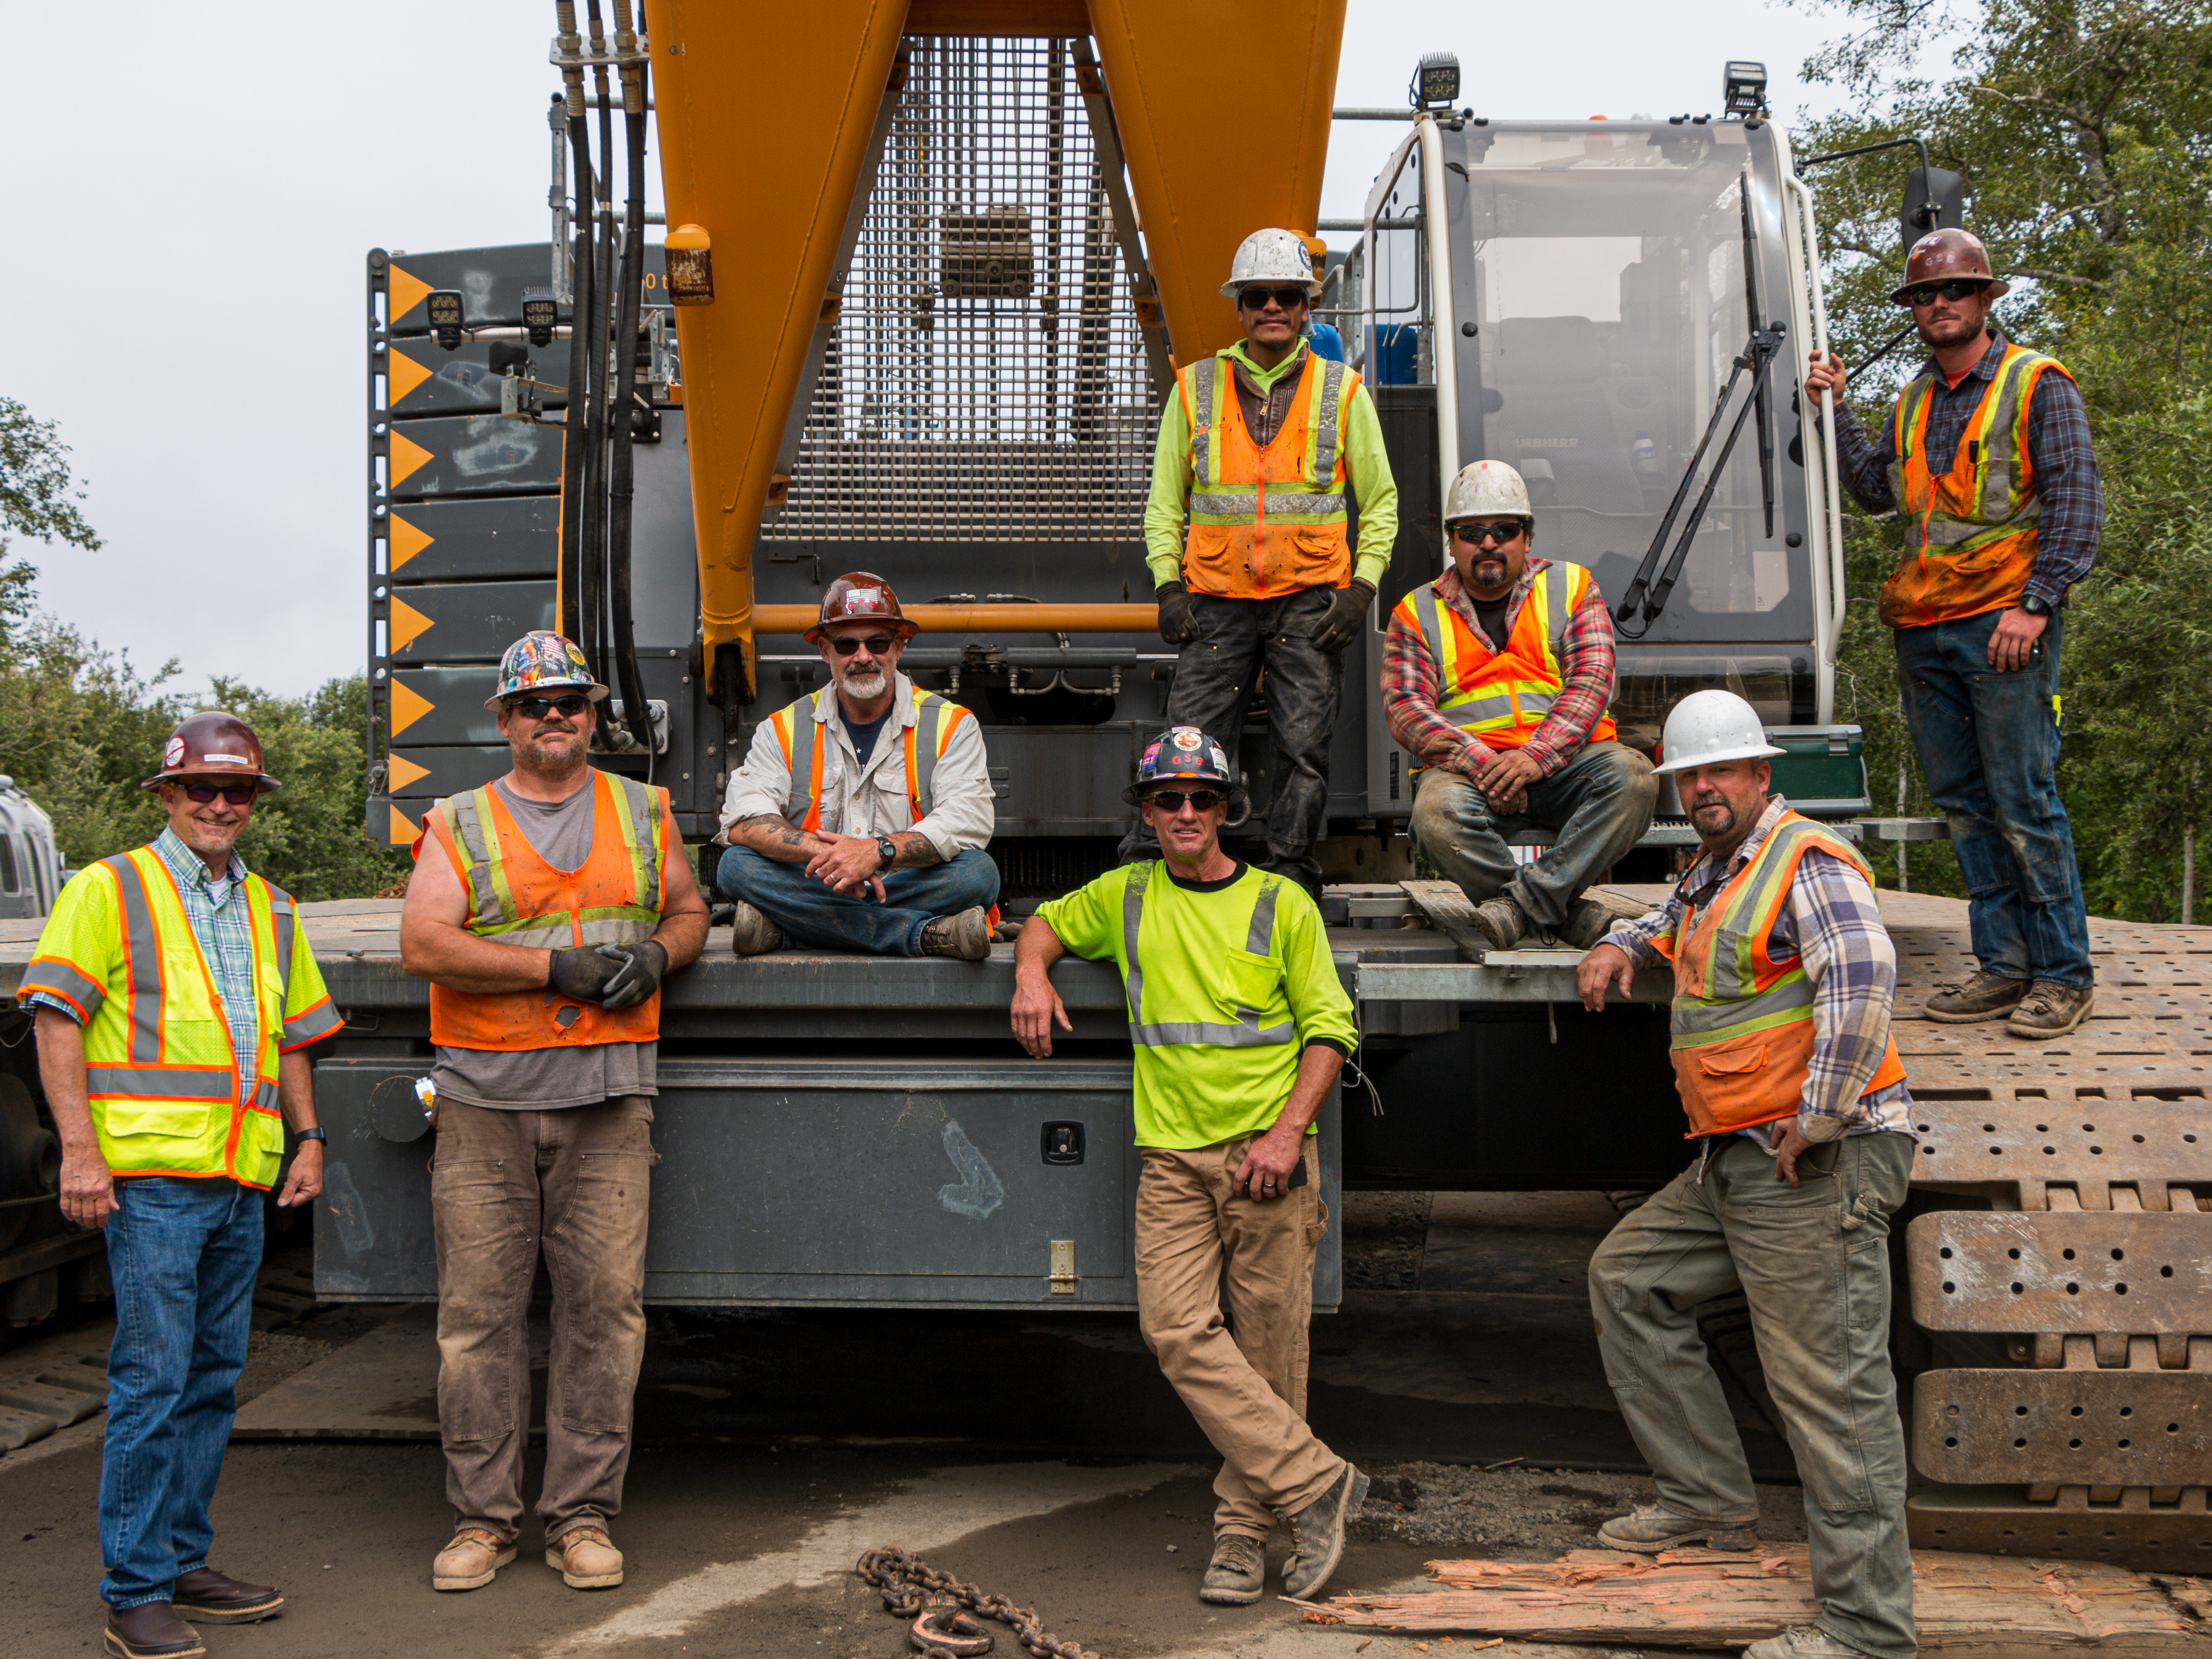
[[580, 0, 619, 688], [553, 15, 591, 645], [605, 0, 653, 752]]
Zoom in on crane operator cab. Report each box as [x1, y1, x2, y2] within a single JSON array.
[[0, 778, 64, 922]]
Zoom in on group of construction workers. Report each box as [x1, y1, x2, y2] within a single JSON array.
[[19, 218, 2093, 1659]]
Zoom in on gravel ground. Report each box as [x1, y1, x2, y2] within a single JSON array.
[[1350, 1460, 1809, 1558], [1341, 1190, 1433, 1290]]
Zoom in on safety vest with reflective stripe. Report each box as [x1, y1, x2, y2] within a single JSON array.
[[16, 847, 342, 1187], [1179, 348, 1355, 599], [1391, 562, 1617, 752], [1649, 811, 1906, 1138], [419, 770, 669, 1050], [768, 683, 973, 833], [1120, 863, 1296, 1050], [1878, 342, 2073, 630]]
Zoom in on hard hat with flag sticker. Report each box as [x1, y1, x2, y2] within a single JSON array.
[[484, 630, 610, 711], [1124, 725, 1236, 806], [142, 711, 281, 792], [807, 571, 918, 645]]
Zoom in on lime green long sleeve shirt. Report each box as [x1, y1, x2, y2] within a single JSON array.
[[1142, 338, 1399, 593]]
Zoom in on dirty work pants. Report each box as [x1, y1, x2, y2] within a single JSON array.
[[1589, 1133, 1917, 1659], [1136, 1134, 1343, 1540], [99, 1176, 261, 1610], [1409, 741, 1657, 932], [1894, 608, 2091, 989], [433, 1094, 654, 1544], [715, 845, 1001, 956], [1119, 589, 1345, 892]]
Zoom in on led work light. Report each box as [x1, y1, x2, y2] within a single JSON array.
[[521, 287, 558, 348], [1410, 52, 1460, 113], [425, 288, 465, 352], [1722, 61, 1768, 117]]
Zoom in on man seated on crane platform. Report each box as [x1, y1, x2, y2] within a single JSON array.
[[715, 572, 999, 960], [1383, 459, 1658, 953]]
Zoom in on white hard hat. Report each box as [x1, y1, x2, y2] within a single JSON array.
[[1651, 689, 1787, 776], [1444, 459, 1533, 524], [1220, 227, 1323, 298]]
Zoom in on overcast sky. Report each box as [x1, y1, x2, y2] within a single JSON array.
[[2, 0, 1857, 698]]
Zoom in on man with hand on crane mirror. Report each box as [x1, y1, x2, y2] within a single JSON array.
[[1131, 227, 1400, 902], [1383, 458, 1657, 953], [1014, 726, 1367, 1609], [1577, 691, 1917, 1659], [1804, 227, 2101, 1040]]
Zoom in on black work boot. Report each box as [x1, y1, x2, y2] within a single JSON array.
[[103, 1602, 205, 1659], [1924, 969, 2028, 1023], [1277, 1463, 1368, 1599]]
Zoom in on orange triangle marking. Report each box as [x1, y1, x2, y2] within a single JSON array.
[[389, 595, 434, 654], [388, 429, 433, 489], [385, 752, 430, 792], [387, 511, 434, 570], [387, 803, 420, 847], [386, 346, 433, 405], [388, 678, 433, 737], [387, 262, 432, 326]]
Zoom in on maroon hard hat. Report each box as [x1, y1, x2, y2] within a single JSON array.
[[805, 571, 918, 645], [1891, 228, 2009, 304], [141, 711, 281, 793]]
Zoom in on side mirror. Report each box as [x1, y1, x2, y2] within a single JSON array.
[[1899, 166, 1966, 249]]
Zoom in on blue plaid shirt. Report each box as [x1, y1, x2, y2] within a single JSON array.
[[26, 829, 260, 1105]]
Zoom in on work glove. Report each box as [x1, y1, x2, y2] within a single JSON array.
[[1155, 580, 1202, 647], [547, 945, 624, 1004], [1310, 578, 1376, 656], [599, 939, 669, 1010]]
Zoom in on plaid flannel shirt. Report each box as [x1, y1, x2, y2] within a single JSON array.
[[1600, 796, 1915, 1141], [1827, 331, 2102, 610], [24, 829, 261, 1106], [1381, 558, 1618, 779]]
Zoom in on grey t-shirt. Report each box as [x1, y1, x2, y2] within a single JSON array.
[[429, 777, 657, 1111]]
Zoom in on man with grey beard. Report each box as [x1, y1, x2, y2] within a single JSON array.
[[716, 572, 999, 959]]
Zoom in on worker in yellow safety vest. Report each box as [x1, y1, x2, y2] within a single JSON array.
[[1123, 227, 1400, 900], [18, 711, 341, 1656]]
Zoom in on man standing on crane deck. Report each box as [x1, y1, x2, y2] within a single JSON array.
[[1577, 690, 1917, 1659], [1804, 227, 2102, 1039], [1125, 227, 1400, 900], [1015, 726, 1367, 1606], [402, 631, 709, 1595]]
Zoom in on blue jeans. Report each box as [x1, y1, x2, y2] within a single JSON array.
[[716, 845, 1000, 955], [99, 1177, 263, 1608], [1894, 608, 2092, 988]]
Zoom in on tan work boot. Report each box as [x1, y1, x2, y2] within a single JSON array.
[[1278, 1463, 1369, 1599], [1597, 1503, 1756, 1554], [432, 1528, 515, 1592], [1199, 1533, 1266, 1606], [2007, 979, 2096, 1039], [1745, 1626, 1880, 1659], [1467, 896, 1530, 954], [920, 906, 991, 961], [729, 900, 783, 956], [548, 1525, 624, 1588], [1556, 895, 1618, 952], [1924, 969, 2028, 1023]]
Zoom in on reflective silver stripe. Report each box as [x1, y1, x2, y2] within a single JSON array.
[[22, 959, 104, 1021], [1246, 877, 1281, 954], [1189, 358, 1218, 487], [102, 854, 163, 1063], [1131, 1016, 1299, 1047], [442, 791, 505, 931], [1122, 865, 1299, 1049], [269, 889, 296, 1002], [912, 692, 947, 820], [1672, 975, 1815, 1039], [251, 1078, 282, 1112], [282, 1001, 344, 1048], [1309, 358, 1347, 483], [86, 1066, 234, 1099], [609, 773, 663, 913], [1260, 491, 1347, 517], [576, 917, 655, 946], [1121, 862, 1152, 1031], [782, 691, 823, 825], [494, 921, 583, 949], [1190, 490, 1254, 517]]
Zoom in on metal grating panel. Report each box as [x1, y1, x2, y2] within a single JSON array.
[[1913, 1367, 2212, 1488], [1907, 1212, 2212, 1334], [765, 36, 1159, 543]]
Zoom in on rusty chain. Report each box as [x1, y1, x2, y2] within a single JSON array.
[[856, 1545, 1100, 1659]]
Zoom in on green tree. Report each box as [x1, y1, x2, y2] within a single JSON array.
[[0, 398, 101, 656]]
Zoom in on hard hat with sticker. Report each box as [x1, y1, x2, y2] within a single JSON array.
[[164, 737, 185, 769]]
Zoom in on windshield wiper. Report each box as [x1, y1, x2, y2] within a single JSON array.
[[1740, 171, 1775, 539]]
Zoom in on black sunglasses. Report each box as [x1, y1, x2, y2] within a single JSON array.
[[1902, 278, 1989, 306], [1453, 519, 1525, 547], [1145, 788, 1224, 813], [1238, 285, 1311, 311], [510, 693, 591, 719], [181, 782, 257, 806], [829, 634, 897, 657]]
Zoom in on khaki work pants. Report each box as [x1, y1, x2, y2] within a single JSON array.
[[1136, 1133, 1344, 1539], [431, 1094, 655, 1544]]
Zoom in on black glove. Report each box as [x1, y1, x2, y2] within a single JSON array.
[[1155, 580, 1202, 647], [1310, 578, 1376, 655], [547, 946, 624, 1004], [599, 939, 669, 1011]]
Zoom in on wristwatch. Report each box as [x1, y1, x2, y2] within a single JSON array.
[[2019, 593, 2053, 617], [875, 836, 898, 871], [295, 1127, 327, 1145]]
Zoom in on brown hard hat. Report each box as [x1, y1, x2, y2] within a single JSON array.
[[1891, 228, 2009, 304], [806, 571, 917, 645], [141, 711, 281, 793]]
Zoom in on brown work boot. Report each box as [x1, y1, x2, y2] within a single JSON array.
[[1278, 1463, 1369, 1599], [1199, 1533, 1266, 1606], [1597, 1502, 1757, 1554], [1467, 896, 1530, 953], [547, 1525, 624, 1588], [919, 906, 991, 961], [1924, 969, 2028, 1023], [729, 900, 783, 957], [103, 1602, 204, 1659], [172, 1566, 283, 1623], [432, 1528, 516, 1592], [1556, 895, 1618, 952], [2007, 979, 2096, 1040]]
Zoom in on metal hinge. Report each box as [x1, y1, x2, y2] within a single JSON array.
[[1048, 1240, 1078, 1295]]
